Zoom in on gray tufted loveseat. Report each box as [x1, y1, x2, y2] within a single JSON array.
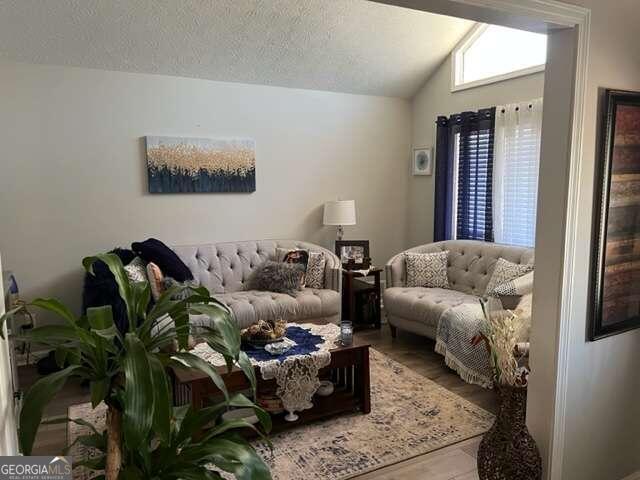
[[172, 240, 341, 329], [384, 240, 534, 339]]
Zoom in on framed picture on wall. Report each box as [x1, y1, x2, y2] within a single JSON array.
[[412, 147, 433, 175], [589, 89, 640, 340]]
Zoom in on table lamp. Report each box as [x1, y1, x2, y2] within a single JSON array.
[[323, 200, 356, 240]]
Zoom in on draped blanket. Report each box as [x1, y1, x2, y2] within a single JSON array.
[[435, 303, 494, 388]]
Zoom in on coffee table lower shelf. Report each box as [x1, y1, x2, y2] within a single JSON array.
[[170, 341, 371, 433]]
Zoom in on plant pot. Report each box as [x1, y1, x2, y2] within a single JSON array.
[[477, 386, 542, 480]]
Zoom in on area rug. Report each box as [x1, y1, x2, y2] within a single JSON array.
[[68, 348, 493, 480]]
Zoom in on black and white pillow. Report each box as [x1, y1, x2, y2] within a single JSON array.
[[305, 251, 326, 289], [275, 248, 325, 289], [124, 256, 148, 283], [492, 270, 534, 297], [405, 251, 449, 288], [485, 258, 534, 297]]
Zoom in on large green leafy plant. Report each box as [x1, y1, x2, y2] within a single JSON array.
[[1, 253, 271, 480]]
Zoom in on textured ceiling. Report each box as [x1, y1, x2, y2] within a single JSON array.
[[0, 0, 473, 98]]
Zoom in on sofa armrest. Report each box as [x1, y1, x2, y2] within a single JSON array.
[[385, 251, 406, 288], [323, 250, 342, 293]]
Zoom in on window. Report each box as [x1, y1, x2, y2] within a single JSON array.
[[434, 109, 495, 243], [434, 102, 542, 248], [452, 24, 547, 91], [493, 99, 543, 247]]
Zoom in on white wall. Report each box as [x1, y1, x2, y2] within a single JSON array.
[[553, 1, 640, 478], [409, 56, 545, 247], [0, 61, 411, 324]]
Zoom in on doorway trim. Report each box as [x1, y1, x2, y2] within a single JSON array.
[[376, 0, 590, 477], [456, 2, 590, 479]]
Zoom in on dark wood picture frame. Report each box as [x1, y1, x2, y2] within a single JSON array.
[[589, 89, 640, 340], [335, 240, 370, 270]]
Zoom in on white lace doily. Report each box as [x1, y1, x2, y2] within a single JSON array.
[[191, 323, 341, 416]]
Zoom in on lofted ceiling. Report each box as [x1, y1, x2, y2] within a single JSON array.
[[0, 0, 473, 98]]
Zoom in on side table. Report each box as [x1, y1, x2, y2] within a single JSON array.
[[341, 268, 382, 329]]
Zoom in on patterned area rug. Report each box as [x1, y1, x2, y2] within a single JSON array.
[[68, 349, 493, 480]]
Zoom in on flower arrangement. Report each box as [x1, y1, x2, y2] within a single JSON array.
[[475, 299, 530, 388]]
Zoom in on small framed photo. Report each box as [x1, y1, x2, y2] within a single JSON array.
[[412, 147, 433, 176], [335, 240, 370, 270]]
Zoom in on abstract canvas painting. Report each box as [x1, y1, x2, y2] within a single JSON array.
[[589, 90, 640, 340], [145, 136, 255, 193]]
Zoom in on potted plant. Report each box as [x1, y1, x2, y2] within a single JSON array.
[[1, 253, 272, 480], [473, 300, 542, 480]]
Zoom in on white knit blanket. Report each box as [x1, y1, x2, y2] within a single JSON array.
[[435, 303, 494, 389]]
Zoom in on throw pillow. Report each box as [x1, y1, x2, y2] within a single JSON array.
[[514, 293, 533, 341], [305, 251, 326, 289], [492, 270, 534, 297], [276, 248, 309, 266], [146, 262, 165, 301], [132, 238, 193, 282], [275, 248, 309, 288], [246, 261, 305, 295], [485, 258, 534, 297], [405, 251, 449, 288], [123, 256, 147, 283]]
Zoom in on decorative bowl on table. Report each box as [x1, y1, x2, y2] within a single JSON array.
[[264, 338, 295, 355], [241, 319, 287, 347]]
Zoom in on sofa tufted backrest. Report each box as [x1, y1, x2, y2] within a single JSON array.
[[172, 240, 341, 294], [386, 240, 534, 296]]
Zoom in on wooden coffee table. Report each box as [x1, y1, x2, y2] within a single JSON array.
[[170, 338, 371, 433]]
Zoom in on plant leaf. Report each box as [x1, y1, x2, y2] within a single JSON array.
[[0, 305, 23, 339], [148, 354, 171, 444], [19, 365, 81, 455], [122, 333, 154, 449], [119, 466, 144, 480], [236, 351, 257, 397], [226, 393, 271, 434], [87, 305, 113, 330], [131, 281, 151, 323], [183, 438, 271, 480], [201, 418, 268, 444], [169, 307, 190, 351], [54, 347, 68, 368], [31, 298, 77, 327], [83, 254, 135, 330], [21, 325, 80, 345], [191, 303, 239, 357], [90, 378, 109, 408], [43, 417, 102, 437], [87, 306, 120, 344], [170, 352, 228, 401]]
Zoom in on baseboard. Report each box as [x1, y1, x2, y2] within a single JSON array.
[[621, 470, 640, 480]]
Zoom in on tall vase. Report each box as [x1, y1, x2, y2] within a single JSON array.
[[477, 386, 542, 480]]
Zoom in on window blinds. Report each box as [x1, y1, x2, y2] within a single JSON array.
[[454, 108, 496, 242], [493, 99, 543, 247]]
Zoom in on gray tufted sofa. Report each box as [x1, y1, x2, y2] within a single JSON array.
[[172, 240, 341, 329], [384, 240, 534, 339]]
